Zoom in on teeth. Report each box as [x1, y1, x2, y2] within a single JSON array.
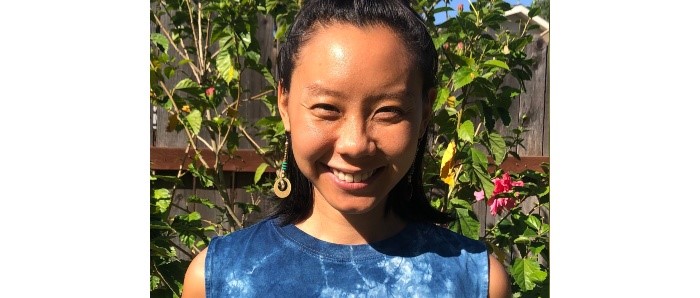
[[332, 168, 374, 183]]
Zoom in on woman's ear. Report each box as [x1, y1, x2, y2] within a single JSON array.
[[278, 81, 291, 131], [420, 88, 436, 135]]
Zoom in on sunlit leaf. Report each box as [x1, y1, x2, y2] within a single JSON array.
[[440, 140, 457, 188], [452, 67, 475, 90], [185, 109, 202, 135], [187, 195, 216, 209], [153, 188, 170, 200], [254, 163, 268, 184], [458, 120, 474, 143], [487, 132, 506, 165], [483, 59, 510, 70], [174, 78, 199, 90], [525, 215, 542, 231], [450, 208, 480, 240], [150, 33, 169, 52], [511, 258, 547, 291], [216, 49, 236, 84]]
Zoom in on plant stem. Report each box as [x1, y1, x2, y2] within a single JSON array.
[[152, 260, 181, 297], [151, 11, 199, 79], [159, 81, 210, 169]]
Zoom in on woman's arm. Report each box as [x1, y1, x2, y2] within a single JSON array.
[[181, 247, 208, 298], [488, 254, 512, 298]]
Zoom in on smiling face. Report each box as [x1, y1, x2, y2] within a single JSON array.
[[279, 23, 433, 220]]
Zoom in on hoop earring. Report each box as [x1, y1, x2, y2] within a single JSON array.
[[274, 137, 292, 198]]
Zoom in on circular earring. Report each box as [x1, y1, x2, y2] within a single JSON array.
[[274, 137, 292, 198]]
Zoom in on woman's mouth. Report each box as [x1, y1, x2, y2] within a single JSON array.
[[331, 168, 375, 183]]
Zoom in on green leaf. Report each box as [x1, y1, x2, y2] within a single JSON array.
[[254, 163, 269, 184], [174, 78, 199, 90], [433, 88, 450, 111], [531, 244, 545, 255], [528, 7, 541, 18], [487, 132, 507, 165], [185, 109, 202, 135], [150, 33, 169, 52], [510, 258, 548, 291], [153, 188, 170, 200], [235, 202, 261, 215], [471, 148, 494, 198], [452, 67, 475, 90], [514, 235, 531, 244], [458, 120, 475, 143], [184, 211, 201, 222], [188, 163, 214, 188], [525, 215, 542, 231], [432, 32, 451, 50], [483, 59, 510, 70], [154, 199, 170, 214], [150, 220, 171, 230], [451, 208, 480, 240], [216, 49, 236, 84], [187, 195, 216, 209], [432, 6, 453, 14], [449, 198, 471, 209]]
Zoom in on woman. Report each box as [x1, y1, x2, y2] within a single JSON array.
[[182, 0, 511, 297]]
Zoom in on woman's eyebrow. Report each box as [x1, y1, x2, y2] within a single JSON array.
[[304, 83, 346, 99], [305, 83, 415, 101]]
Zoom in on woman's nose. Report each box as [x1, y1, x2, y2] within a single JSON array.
[[335, 117, 376, 158]]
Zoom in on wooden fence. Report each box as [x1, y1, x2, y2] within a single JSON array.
[[150, 14, 549, 241]]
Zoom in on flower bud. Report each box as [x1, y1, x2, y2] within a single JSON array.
[[457, 4, 464, 12], [205, 86, 215, 97]]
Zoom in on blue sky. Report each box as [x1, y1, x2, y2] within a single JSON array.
[[434, 0, 534, 24]]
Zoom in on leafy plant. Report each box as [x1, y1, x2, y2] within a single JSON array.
[[149, 0, 288, 295], [417, 0, 550, 296]]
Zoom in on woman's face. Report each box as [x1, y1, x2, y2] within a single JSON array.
[[279, 23, 433, 218]]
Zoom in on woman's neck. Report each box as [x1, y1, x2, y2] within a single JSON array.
[[295, 197, 406, 245]]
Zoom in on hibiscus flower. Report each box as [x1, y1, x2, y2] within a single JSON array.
[[473, 173, 524, 215]]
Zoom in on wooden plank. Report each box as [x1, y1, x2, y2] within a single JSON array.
[[150, 147, 269, 172], [517, 38, 548, 156], [493, 71, 522, 138], [151, 147, 548, 173], [489, 156, 549, 173], [542, 45, 550, 156], [151, 147, 548, 172]]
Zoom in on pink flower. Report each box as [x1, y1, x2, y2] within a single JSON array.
[[474, 190, 485, 201], [487, 197, 516, 216], [474, 173, 524, 216], [205, 86, 215, 97], [457, 3, 464, 12]]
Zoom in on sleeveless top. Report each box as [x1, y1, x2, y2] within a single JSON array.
[[205, 218, 489, 297]]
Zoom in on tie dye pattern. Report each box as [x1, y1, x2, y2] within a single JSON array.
[[205, 218, 489, 297]]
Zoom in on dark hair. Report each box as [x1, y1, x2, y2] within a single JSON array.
[[272, 0, 454, 225]]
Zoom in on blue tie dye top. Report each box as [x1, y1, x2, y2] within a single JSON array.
[[205, 218, 489, 297]]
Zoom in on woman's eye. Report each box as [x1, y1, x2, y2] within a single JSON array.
[[375, 107, 405, 122], [311, 103, 340, 118]]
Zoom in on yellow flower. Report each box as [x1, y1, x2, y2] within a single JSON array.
[[181, 105, 191, 113], [440, 140, 457, 188]]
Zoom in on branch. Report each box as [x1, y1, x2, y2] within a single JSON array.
[[238, 125, 276, 167], [158, 81, 210, 169], [167, 239, 195, 259], [151, 260, 181, 297], [151, 12, 199, 79]]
